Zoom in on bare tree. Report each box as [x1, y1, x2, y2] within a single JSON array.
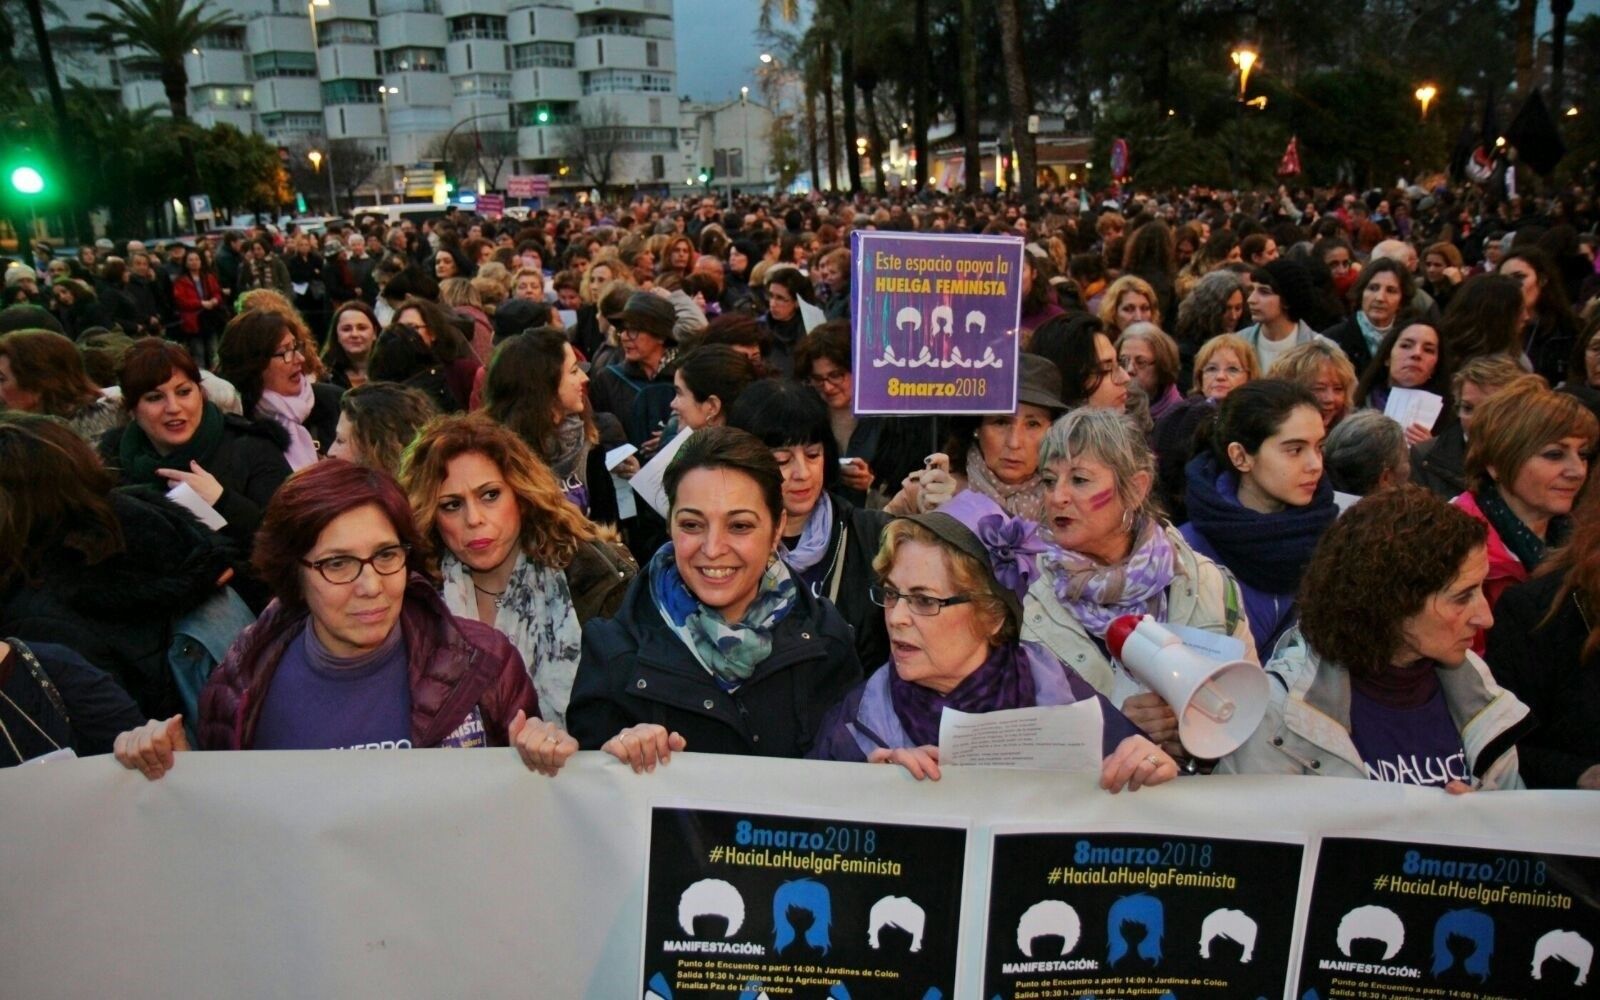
[[559, 101, 627, 198], [421, 127, 517, 192], [329, 138, 380, 207]]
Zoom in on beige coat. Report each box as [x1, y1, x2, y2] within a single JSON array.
[[1021, 524, 1258, 707]]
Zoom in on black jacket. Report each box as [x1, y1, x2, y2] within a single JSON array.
[[795, 494, 891, 672], [1485, 572, 1598, 789], [0, 491, 233, 718], [1410, 424, 1467, 499], [0, 639, 145, 765], [308, 381, 344, 456], [1321, 316, 1373, 376], [568, 570, 863, 757]]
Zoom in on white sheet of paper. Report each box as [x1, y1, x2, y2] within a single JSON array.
[[291, 282, 309, 296], [612, 475, 637, 520], [1384, 387, 1444, 433], [604, 443, 638, 471], [628, 428, 692, 518], [558, 309, 578, 328], [937, 701, 1103, 773], [166, 481, 228, 530], [1165, 623, 1248, 663]]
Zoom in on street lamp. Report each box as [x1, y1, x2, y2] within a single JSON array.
[[1231, 47, 1258, 99], [759, 52, 773, 65], [1415, 84, 1437, 120], [307, 149, 337, 216]]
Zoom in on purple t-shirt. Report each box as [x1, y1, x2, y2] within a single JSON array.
[[1349, 669, 1467, 787], [253, 622, 413, 750]]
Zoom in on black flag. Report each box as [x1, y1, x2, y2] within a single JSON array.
[[1503, 89, 1567, 175]]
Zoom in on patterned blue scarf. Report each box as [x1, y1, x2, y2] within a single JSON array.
[[647, 544, 798, 689], [781, 493, 835, 573]]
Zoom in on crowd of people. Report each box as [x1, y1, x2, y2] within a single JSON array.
[[1, 178, 1597, 799]]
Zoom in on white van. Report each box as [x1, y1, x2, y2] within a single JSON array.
[[351, 203, 452, 228]]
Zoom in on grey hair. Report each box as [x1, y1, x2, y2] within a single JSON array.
[[1323, 410, 1407, 496], [1038, 407, 1164, 522]]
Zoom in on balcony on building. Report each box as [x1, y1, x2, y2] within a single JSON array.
[[570, 0, 669, 17], [245, 13, 314, 54], [377, 0, 446, 49], [324, 103, 386, 139], [506, 2, 578, 45], [255, 76, 324, 115]]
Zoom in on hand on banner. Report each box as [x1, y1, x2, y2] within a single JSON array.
[[1444, 780, 1476, 795], [868, 744, 942, 781], [509, 710, 578, 777], [1579, 764, 1600, 790], [113, 715, 190, 781], [916, 454, 956, 513], [603, 723, 687, 773], [157, 460, 224, 506], [1119, 692, 1182, 757], [839, 457, 875, 493], [1100, 735, 1178, 794]]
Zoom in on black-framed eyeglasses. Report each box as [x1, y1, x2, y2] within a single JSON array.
[[270, 344, 305, 365], [299, 544, 410, 584], [869, 583, 972, 617], [808, 370, 848, 389]]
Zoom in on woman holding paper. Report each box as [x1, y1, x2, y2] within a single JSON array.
[[100, 339, 291, 577], [401, 414, 608, 728], [1218, 486, 1529, 790], [807, 489, 1175, 792], [483, 326, 623, 524], [1353, 321, 1452, 444], [1021, 408, 1257, 761], [1449, 378, 1595, 642], [728, 381, 894, 672], [567, 427, 863, 766], [111, 459, 562, 777]]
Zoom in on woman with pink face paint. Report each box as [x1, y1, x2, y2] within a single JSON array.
[[1021, 408, 1258, 763]]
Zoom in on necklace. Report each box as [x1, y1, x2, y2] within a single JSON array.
[[472, 581, 507, 609]]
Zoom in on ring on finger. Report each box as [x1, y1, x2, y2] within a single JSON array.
[[1145, 753, 1161, 766]]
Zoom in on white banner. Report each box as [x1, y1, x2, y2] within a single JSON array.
[[1, 752, 1595, 998]]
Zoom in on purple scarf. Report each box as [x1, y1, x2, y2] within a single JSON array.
[[889, 643, 1038, 747]]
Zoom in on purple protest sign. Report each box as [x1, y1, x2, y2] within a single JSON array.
[[849, 231, 1024, 415]]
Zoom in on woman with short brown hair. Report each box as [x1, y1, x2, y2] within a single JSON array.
[[0, 328, 123, 441]]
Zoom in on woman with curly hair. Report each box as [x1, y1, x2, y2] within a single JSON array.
[[1175, 230, 1240, 301], [1219, 485, 1529, 791], [328, 382, 438, 475], [1172, 270, 1247, 388], [401, 413, 598, 727]]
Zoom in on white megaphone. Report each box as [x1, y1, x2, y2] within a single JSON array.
[[1105, 615, 1268, 760]]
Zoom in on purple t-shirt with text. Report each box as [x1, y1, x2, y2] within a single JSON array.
[[1349, 677, 1467, 787], [253, 622, 412, 750]]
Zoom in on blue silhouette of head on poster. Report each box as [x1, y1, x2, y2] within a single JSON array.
[[772, 878, 832, 955], [1107, 893, 1164, 966], [1431, 908, 1494, 982]]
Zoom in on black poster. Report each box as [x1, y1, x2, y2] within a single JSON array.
[[1296, 836, 1600, 1000], [641, 806, 966, 1000], [981, 831, 1304, 1000]]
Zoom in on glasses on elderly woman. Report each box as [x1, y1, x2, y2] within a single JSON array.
[[299, 544, 410, 584], [869, 583, 972, 617], [1202, 363, 1245, 378]]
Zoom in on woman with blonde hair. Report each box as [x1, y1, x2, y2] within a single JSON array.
[[439, 276, 494, 362], [402, 412, 597, 727], [1098, 274, 1158, 338], [1268, 339, 1358, 429]]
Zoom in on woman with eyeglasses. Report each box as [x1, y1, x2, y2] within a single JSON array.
[[1152, 333, 1261, 523], [1116, 323, 1183, 423], [759, 267, 819, 379], [216, 309, 343, 470], [792, 321, 921, 507], [111, 459, 564, 778], [809, 490, 1177, 791]]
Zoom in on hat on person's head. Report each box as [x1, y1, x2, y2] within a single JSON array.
[[1017, 352, 1068, 414], [491, 296, 542, 344], [94, 238, 114, 252], [0, 304, 64, 335], [1252, 258, 1317, 323], [4, 263, 36, 288], [323, 237, 344, 255], [901, 490, 1049, 625], [599, 283, 635, 324], [616, 290, 676, 344]]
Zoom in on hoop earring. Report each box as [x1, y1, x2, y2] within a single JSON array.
[[1121, 507, 1135, 534]]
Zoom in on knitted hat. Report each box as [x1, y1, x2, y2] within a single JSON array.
[[616, 290, 676, 344]]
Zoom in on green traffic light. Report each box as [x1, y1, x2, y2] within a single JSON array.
[[10, 166, 44, 195]]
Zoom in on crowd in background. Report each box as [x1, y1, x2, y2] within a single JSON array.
[[1, 177, 1598, 799]]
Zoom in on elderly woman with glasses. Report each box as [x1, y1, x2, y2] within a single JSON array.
[[111, 459, 564, 778], [1022, 408, 1257, 760], [810, 490, 1178, 792]]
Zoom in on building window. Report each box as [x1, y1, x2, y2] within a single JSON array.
[[715, 148, 744, 178], [595, 38, 603, 64], [252, 50, 318, 78], [322, 78, 381, 105], [651, 154, 664, 180], [317, 20, 377, 47], [648, 97, 660, 125], [376, 0, 439, 13], [646, 40, 658, 68], [527, 10, 535, 33], [446, 15, 507, 41], [511, 41, 574, 69], [382, 47, 446, 73], [453, 73, 511, 98]]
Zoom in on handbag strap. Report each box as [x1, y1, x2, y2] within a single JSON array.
[[5, 638, 70, 727]]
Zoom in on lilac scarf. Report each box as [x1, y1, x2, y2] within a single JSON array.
[[889, 643, 1038, 747], [257, 377, 318, 470], [1040, 515, 1177, 638]]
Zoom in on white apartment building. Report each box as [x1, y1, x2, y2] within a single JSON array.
[[677, 94, 778, 194], [38, 0, 678, 196]]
